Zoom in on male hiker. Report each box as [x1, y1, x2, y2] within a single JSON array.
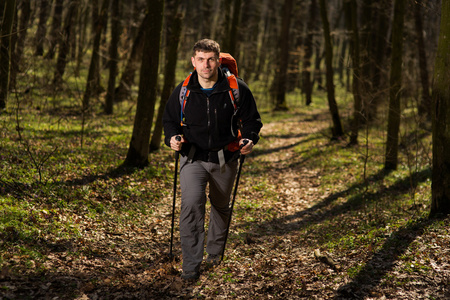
[[163, 39, 262, 280]]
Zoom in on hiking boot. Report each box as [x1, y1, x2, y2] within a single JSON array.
[[205, 254, 221, 266], [181, 271, 200, 281]]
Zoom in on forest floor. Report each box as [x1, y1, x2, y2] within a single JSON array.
[[1, 101, 449, 299]]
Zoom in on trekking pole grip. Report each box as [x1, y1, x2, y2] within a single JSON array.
[[174, 135, 181, 159]]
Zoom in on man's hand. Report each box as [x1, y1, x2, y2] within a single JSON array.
[[170, 135, 184, 151], [239, 139, 254, 155]]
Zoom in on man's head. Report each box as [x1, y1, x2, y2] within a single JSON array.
[[191, 39, 221, 85], [192, 39, 220, 58]]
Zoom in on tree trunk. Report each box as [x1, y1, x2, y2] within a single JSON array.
[[45, 0, 64, 60], [227, 0, 242, 56], [273, 0, 293, 111], [384, 0, 405, 171], [0, 0, 16, 110], [302, 0, 317, 106], [9, 0, 31, 90], [319, 0, 343, 139], [431, 0, 450, 217], [35, 0, 50, 56], [370, 0, 391, 121], [414, 1, 431, 120], [105, 0, 121, 114], [124, 0, 164, 167], [346, 0, 363, 145], [150, 13, 182, 152], [82, 0, 109, 112], [53, 0, 77, 86], [114, 13, 148, 102]]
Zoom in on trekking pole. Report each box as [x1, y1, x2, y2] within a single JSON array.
[[221, 139, 249, 262], [169, 135, 181, 259]]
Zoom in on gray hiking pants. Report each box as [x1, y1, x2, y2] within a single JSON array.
[[179, 155, 238, 272]]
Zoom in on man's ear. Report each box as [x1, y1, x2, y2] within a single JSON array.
[[191, 57, 195, 68]]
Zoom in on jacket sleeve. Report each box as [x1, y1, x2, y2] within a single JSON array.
[[162, 83, 183, 147], [237, 79, 263, 144]]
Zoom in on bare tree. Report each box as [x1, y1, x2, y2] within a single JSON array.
[[319, 0, 344, 139], [150, 12, 183, 152], [0, 0, 16, 109], [302, 0, 317, 106], [82, 0, 110, 112], [273, 0, 293, 111], [414, 1, 432, 120], [53, 0, 78, 86], [431, 0, 450, 217], [124, 0, 164, 167], [34, 0, 50, 56], [105, 0, 121, 114], [345, 0, 363, 145], [385, 0, 405, 171]]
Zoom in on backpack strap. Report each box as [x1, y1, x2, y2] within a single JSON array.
[[226, 74, 239, 110], [179, 73, 192, 126]]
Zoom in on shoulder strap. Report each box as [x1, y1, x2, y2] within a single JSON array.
[[226, 74, 239, 110], [179, 73, 192, 126], [178, 71, 240, 125]]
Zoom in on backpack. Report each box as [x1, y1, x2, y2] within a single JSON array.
[[179, 52, 240, 130]]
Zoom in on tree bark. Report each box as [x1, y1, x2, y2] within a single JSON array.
[[9, 0, 31, 90], [273, 0, 293, 111], [319, 0, 343, 139], [53, 0, 77, 86], [431, 0, 450, 216], [384, 0, 405, 171], [35, 0, 50, 56], [82, 0, 110, 112], [114, 13, 147, 102], [302, 0, 317, 106], [0, 0, 16, 110], [346, 0, 363, 145], [45, 0, 64, 60], [414, 1, 432, 120], [124, 0, 164, 167], [150, 13, 182, 152], [105, 0, 121, 114]]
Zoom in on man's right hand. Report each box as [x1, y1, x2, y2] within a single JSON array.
[[170, 135, 184, 151]]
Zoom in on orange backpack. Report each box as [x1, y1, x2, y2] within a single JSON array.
[[179, 53, 240, 126]]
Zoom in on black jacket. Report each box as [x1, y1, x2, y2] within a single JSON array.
[[163, 68, 262, 161]]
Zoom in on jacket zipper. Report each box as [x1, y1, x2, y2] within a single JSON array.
[[207, 97, 212, 149]]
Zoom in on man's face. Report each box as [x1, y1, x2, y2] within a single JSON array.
[[191, 51, 219, 81]]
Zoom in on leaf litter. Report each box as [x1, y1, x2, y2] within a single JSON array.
[[1, 108, 449, 299]]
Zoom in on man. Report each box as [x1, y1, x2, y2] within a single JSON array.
[[163, 39, 262, 280]]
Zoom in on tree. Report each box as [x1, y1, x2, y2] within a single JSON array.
[[35, 0, 50, 56], [414, 1, 432, 120], [82, 0, 110, 112], [0, 0, 16, 110], [384, 0, 405, 171], [345, 0, 363, 145], [431, 0, 450, 216], [273, 0, 293, 111], [302, 0, 317, 106], [105, 0, 121, 114], [124, 0, 164, 167], [114, 13, 147, 102], [319, 0, 344, 139], [53, 0, 78, 86], [9, 0, 31, 90], [45, 0, 64, 60], [150, 12, 182, 152]]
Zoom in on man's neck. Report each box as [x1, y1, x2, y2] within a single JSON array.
[[198, 74, 218, 89]]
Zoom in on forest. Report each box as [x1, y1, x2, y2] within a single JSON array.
[[1, 0, 449, 299]]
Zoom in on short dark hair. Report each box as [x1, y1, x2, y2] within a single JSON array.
[[193, 39, 220, 57]]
